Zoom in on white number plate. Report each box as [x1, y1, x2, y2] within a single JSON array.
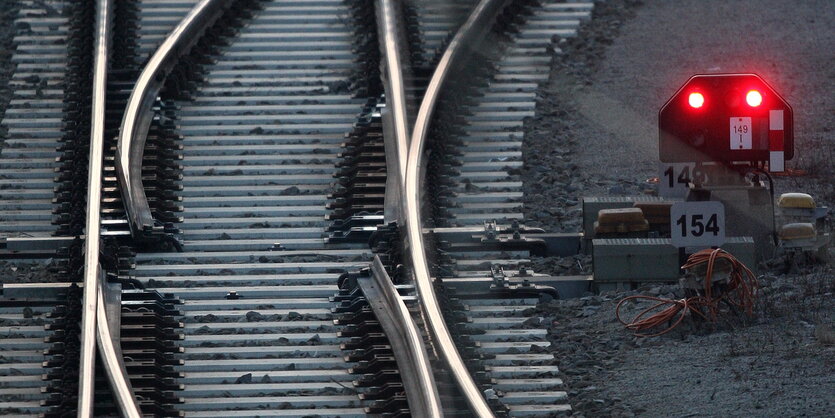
[[659, 163, 708, 198], [730, 117, 752, 150], [670, 201, 725, 248]]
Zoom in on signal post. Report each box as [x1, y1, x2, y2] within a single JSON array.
[[659, 73, 794, 263], [588, 73, 829, 291]]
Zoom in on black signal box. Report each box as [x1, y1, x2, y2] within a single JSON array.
[[659, 74, 793, 171]]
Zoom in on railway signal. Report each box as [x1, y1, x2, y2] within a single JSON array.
[[659, 74, 793, 172]]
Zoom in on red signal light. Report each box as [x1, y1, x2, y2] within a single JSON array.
[[688, 92, 705, 109], [745, 90, 762, 107]]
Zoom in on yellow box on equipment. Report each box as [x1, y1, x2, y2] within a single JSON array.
[[777, 193, 815, 209]]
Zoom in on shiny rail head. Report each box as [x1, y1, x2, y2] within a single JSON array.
[[78, 0, 116, 415], [116, 0, 234, 240], [404, 0, 514, 417]]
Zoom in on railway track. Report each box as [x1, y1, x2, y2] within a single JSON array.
[[0, 0, 81, 414], [0, 0, 595, 416]]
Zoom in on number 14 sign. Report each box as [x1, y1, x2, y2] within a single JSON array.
[[670, 201, 725, 248]]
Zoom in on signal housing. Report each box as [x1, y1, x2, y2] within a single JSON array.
[[659, 74, 793, 169]]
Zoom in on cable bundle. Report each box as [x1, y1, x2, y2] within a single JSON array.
[[616, 248, 759, 337]]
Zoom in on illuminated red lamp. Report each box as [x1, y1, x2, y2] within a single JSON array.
[[746, 90, 763, 107], [688, 92, 705, 108]]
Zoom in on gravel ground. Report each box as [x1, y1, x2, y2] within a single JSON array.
[[521, 0, 834, 416], [0, 260, 60, 283], [536, 262, 834, 417]]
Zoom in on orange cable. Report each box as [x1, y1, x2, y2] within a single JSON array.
[[615, 248, 758, 337]]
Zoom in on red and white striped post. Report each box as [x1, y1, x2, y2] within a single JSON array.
[[769, 109, 785, 172]]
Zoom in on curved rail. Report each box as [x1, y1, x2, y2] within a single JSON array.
[[97, 277, 141, 417], [79, 0, 141, 415], [373, 0, 443, 415], [405, 0, 513, 416], [359, 257, 443, 417], [116, 0, 234, 238]]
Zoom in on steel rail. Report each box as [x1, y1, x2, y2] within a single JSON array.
[[78, 0, 113, 414], [116, 0, 234, 238], [371, 1, 443, 415], [97, 276, 141, 417], [377, 0, 411, 186], [358, 257, 444, 417], [378, 0, 413, 224], [405, 0, 513, 416]]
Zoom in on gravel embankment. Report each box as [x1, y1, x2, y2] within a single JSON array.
[[521, 0, 834, 416], [536, 263, 833, 417]]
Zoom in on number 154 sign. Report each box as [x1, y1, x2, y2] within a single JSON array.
[[670, 201, 725, 248]]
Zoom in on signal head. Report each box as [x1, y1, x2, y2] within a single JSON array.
[[659, 74, 793, 171]]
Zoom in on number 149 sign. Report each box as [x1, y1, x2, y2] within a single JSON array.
[[670, 201, 725, 248]]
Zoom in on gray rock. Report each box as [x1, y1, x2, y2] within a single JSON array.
[[578, 305, 600, 317], [814, 324, 835, 345], [245, 311, 263, 322]]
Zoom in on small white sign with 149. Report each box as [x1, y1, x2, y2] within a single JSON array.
[[670, 201, 725, 248], [730, 117, 752, 150]]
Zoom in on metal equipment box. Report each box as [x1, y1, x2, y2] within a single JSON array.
[[593, 238, 680, 282], [592, 236, 756, 284]]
